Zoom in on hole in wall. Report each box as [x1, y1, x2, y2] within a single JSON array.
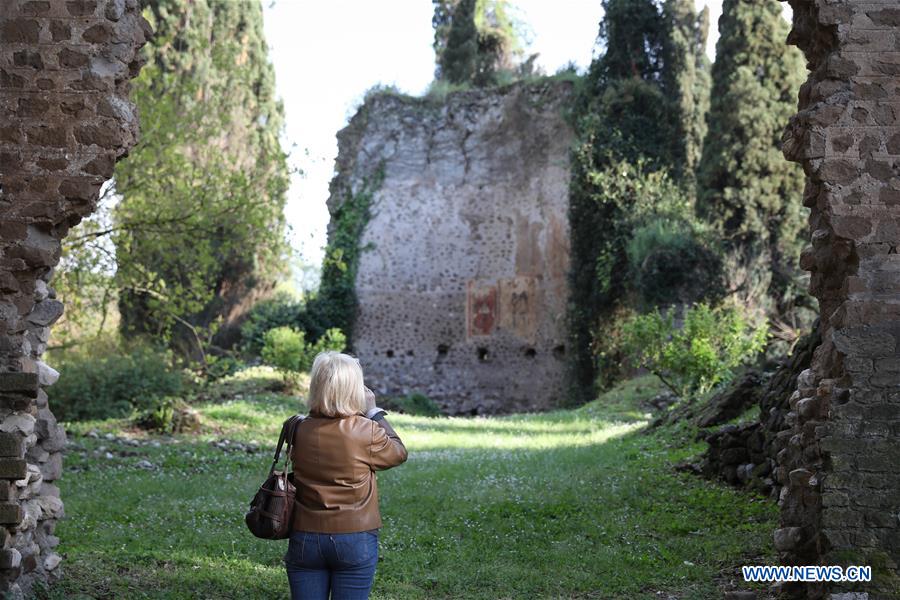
[[524, 348, 536, 358], [437, 344, 449, 356], [406, 350, 414, 357], [477, 347, 489, 362], [386, 350, 395, 358], [552, 345, 566, 359]]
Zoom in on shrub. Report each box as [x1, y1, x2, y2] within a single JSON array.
[[133, 396, 201, 433], [260, 326, 347, 385], [48, 338, 184, 422], [618, 302, 767, 400], [204, 354, 246, 382], [380, 392, 442, 417], [240, 291, 304, 356], [424, 79, 471, 103], [626, 218, 724, 308]]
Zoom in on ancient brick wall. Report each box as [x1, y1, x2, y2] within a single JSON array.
[[330, 81, 573, 414], [779, 0, 900, 597], [0, 0, 149, 595]]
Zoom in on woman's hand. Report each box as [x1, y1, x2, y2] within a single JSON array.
[[364, 386, 377, 413]]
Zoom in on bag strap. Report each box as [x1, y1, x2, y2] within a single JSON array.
[[268, 414, 304, 477], [283, 414, 303, 468]]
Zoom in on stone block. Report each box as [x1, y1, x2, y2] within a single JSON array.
[[81, 23, 112, 43], [65, 0, 98, 16], [49, 20, 71, 41], [40, 425, 66, 453], [25, 299, 63, 327], [0, 460, 27, 480], [0, 434, 23, 459], [0, 504, 22, 526], [0, 415, 35, 437], [0, 20, 40, 44], [0, 374, 37, 397], [0, 548, 21, 569], [774, 527, 804, 552]]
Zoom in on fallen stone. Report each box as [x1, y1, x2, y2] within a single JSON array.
[[43, 552, 61, 571]]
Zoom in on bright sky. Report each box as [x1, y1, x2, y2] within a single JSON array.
[[261, 1, 793, 288]]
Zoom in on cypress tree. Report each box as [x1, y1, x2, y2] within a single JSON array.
[[434, 0, 522, 86], [661, 0, 711, 180], [440, 0, 479, 84], [697, 0, 806, 312], [592, 0, 665, 86]]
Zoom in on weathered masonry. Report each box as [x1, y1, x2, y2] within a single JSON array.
[[330, 82, 574, 414], [0, 0, 148, 595], [778, 0, 900, 598]]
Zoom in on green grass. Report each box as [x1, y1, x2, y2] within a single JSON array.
[[40, 371, 776, 599]]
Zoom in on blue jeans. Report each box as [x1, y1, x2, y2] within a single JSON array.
[[284, 529, 379, 600]]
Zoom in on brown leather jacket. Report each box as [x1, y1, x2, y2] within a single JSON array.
[[290, 410, 408, 533]]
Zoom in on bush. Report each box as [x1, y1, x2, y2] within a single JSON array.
[[618, 302, 767, 400], [424, 79, 472, 103], [204, 354, 246, 382], [380, 392, 442, 417], [240, 289, 355, 360], [133, 396, 201, 433], [240, 291, 304, 356], [627, 218, 724, 308], [261, 326, 347, 383], [48, 338, 184, 422]]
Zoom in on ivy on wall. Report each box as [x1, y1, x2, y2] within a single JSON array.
[[306, 166, 386, 347]]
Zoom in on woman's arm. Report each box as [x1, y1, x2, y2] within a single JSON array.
[[363, 387, 408, 470], [367, 416, 408, 470]]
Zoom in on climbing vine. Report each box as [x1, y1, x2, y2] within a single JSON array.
[[306, 166, 385, 347]]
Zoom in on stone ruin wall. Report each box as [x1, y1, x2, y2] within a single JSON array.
[[329, 81, 574, 414], [0, 0, 148, 595], [777, 0, 900, 598]]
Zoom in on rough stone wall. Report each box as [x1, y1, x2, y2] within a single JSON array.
[[0, 0, 149, 595], [779, 0, 900, 597], [330, 81, 574, 414]]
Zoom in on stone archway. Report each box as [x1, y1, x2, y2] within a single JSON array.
[[779, 0, 900, 597], [0, 0, 149, 595]]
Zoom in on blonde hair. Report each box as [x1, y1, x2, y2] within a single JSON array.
[[307, 351, 366, 417]]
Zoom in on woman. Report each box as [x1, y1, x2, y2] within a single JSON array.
[[284, 351, 408, 600]]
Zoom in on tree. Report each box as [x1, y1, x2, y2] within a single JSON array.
[[434, 0, 524, 86], [696, 0, 806, 316], [55, 0, 290, 364], [590, 0, 665, 86], [566, 0, 717, 404], [661, 0, 711, 180], [118, 0, 290, 361], [619, 302, 767, 399], [439, 0, 478, 84]]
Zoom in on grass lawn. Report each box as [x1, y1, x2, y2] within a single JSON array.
[[37, 369, 776, 599]]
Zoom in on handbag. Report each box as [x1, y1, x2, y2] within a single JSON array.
[[245, 414, 304, 539]]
